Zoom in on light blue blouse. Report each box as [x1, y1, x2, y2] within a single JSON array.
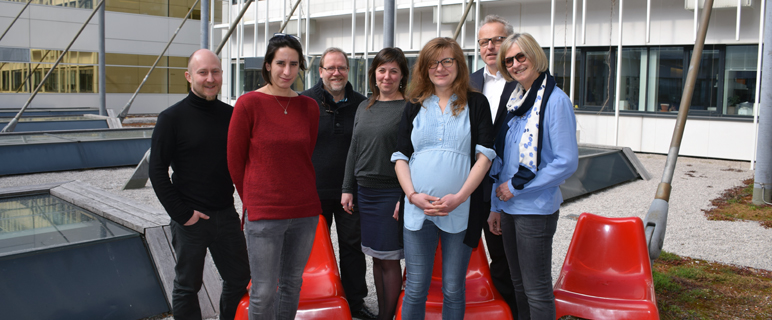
[[489, 87, 579, 215], [391, 95, 496, 233]]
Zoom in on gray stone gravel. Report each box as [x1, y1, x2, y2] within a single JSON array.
[[1, 153, 768, 319]]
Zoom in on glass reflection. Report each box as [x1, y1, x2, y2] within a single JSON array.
[[0, 194, 135, 256]]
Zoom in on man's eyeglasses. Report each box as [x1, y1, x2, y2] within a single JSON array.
[[321, 66, 349, 74], [271, 33, 300, 42], [504, 53, 527, 67], [429, 58, 455, 69], [478, 36, 506, 48]]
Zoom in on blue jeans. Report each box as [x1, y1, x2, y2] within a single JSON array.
[[402, 220, 472, 320], [244, 215, 318, 320], [500, 211, 559, 320]]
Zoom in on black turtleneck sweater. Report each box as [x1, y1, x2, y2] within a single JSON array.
[[149, 91, 235, 225]]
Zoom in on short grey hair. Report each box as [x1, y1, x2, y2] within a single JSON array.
[[480, 15, 514, 36], [320, 47, 349, 68]]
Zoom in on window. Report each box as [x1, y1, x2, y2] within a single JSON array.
[[619, 48, 646, 112], [723, 45, 757, 116], [546, 48, 581, 102], [689, 47, 720, 115], [583, 50, 614, 111]]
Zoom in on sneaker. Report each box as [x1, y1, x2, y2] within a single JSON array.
[[351, 305, 377, 319]]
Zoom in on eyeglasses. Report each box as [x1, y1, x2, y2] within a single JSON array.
[[429, 58, 455, 69], [320, 66, 349, 74], [478, 36, 506, 48], [504, 53, 527, 67], [271, 33, 300, 41]]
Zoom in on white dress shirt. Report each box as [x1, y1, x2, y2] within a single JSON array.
[[482, 66, 507, 122]]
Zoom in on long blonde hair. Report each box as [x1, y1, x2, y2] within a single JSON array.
[[406, 37, 471, 116]]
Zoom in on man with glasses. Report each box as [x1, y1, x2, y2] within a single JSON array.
[[300, 47, 374, 320], [470, 15, 518, 318]]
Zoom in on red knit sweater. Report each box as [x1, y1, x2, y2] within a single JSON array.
[[228, 91, 322, 221]]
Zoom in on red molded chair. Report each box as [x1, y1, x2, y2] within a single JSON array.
[[395, 239, 513, 320], [235, 215, 352, 320], [553, 213, 659, 320]]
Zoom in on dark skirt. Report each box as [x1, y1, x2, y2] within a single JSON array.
[[358, 186, 404, 260]]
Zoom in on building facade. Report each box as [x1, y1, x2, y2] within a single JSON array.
[[0, 0, 764, 161], [219, 0, 764, 162], [0, 0, 210, 114]]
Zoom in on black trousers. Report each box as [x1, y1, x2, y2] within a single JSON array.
[[170, 206, 251, 320], [482, 202, 518, 318], [320, 199, 368, 311]]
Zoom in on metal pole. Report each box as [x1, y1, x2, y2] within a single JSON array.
[[119, 0, 201, 121], [210, 0, 215, 50], [352, 0, 356, 59], [614, 0, 623, 146], [384, 0, 395, 47], [736, 0, 741, 40], [753, 0, 772, 205], [436, 0, 441, 37], [550, 0, 554, 73], [582, 0, 586, 44], [2, 0, 106, 133], [409, 0, 414, 50], [452, 0, 474, 41], [0, 0, 33, 43], [473, 0, 479, 70], [751, 0, 766, 171], [215, 0, 255, 55], [202, 0, 210, 48], [643, 0, 715, 261], [646, 0, 651, 43], [370, 0, 374, 51], [278, 0, 302, 33], [99, 3, 106, 116], [694, 0, 699, 42], [570, 0, 576, 103]]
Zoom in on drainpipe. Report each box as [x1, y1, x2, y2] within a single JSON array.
[[753, 0, 772, 205]]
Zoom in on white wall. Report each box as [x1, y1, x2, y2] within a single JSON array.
[[576, 113, 756, 161]]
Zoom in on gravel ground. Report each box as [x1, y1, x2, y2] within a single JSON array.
[[1, 152, 768, 319]]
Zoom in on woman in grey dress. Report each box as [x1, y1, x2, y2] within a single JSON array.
[[341, 47, 409, 320]]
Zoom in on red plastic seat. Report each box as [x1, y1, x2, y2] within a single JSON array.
[[235, 215, 352, 320], [553, 213, 659, 320], [395, 239, 514, 320]]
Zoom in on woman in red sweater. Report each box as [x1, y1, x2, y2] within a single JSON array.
[[227, 34, 321, 320]]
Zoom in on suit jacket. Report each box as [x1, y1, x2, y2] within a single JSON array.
[[471, 67, 518, 203]]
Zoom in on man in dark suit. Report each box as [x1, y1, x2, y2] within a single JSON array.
[[470, 15, 518, 318]]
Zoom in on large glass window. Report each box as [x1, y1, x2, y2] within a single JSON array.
[[619, 48, 646, 112], [650, 47, 684, 113], [724, 45, 757, 116], [0, 50, 187, 94], [583, 50, 614, 110], [689, 47, 720, 114], [546, 48, 581, 103]]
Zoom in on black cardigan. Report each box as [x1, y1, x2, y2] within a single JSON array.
[[395, 91, 495, 248]]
